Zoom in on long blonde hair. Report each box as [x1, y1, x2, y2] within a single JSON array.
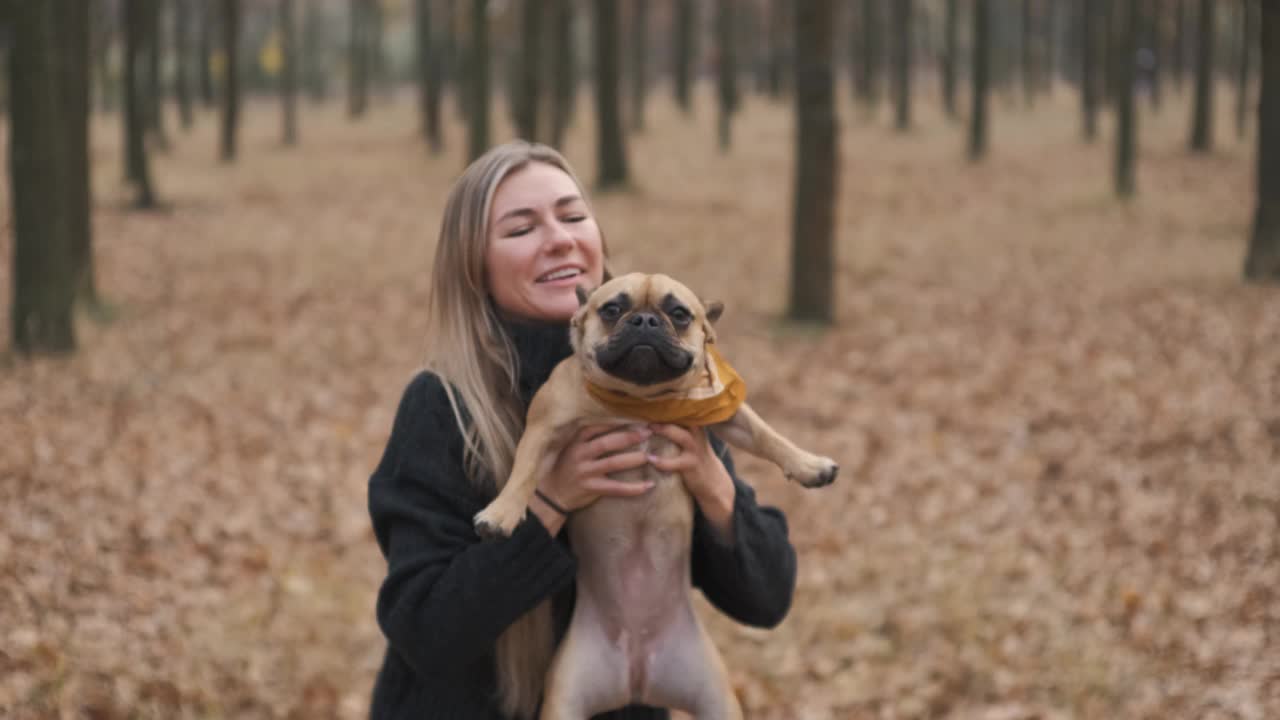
[[425, 140, 598, 719]]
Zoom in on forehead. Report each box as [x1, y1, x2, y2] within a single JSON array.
[[489, 162, 582, 217], [596, 274, 698, 307]]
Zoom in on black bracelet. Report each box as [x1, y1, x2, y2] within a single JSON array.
[[534, 488, 571, 517]]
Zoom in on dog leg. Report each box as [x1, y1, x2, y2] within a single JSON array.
[[643, 612, 743, 720], [540, 612, 630, 720], [711, 403, 838, 488], [474, 423, 564, 538]]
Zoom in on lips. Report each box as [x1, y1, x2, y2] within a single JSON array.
[[536, 266, 585, 283]]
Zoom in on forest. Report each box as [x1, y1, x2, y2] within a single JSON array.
[[1, 1, 1278, 718]]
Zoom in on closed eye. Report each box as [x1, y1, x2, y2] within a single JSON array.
[[669, 307, 692, 324]]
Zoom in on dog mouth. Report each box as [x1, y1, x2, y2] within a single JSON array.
[[595, 337, 693, 386]]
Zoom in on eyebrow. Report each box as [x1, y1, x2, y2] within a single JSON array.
[[495, 195, 584, 224]]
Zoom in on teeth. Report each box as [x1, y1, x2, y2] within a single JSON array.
[[540, 268, 581, 282]]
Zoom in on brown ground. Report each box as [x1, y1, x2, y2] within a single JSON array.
[[1, 82, 1277, 719]]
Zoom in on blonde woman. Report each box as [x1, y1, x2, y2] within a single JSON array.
[[367, 141, 797, 719]]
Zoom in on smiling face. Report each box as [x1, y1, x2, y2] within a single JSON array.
[[484, 162, 606, 323]]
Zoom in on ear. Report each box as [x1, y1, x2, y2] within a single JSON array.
[[705, 301, 724, 324], [575, 285, 590, 308]]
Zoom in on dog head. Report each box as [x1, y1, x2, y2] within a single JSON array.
[[570, 273, 724, 395]]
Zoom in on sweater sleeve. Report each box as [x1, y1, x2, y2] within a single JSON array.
[[367, 371, 578, 678], [689, 433, 798, 629]]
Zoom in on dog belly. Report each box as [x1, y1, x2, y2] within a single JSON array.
[[562, 470, 716, 711]]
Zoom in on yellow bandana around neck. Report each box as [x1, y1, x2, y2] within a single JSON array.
[[585, 345, 747, 426]]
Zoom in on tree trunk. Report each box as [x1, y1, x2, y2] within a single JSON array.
[[91, 0, 117, 113], [943, 0, 958, 118], [674, 0, 694, 112], [1190, 0, 1214, 151], [594, 0, 629, 188], [1116, 0, 1138, 198], [199, 0, 216, 106], [1022, 0, 1035, 106], [146, 0, 169, 150], [55, 0, 98, 311], [349, 0, 369, 118], [550, 0, 575, 149], [281, 0, 298, 145], [467, 0, 490, 162], [516, 0, 544, 141], [767, 0, 789, 99], [302, 1, 329, 101], [1082, 0, 1099, 140], [630, 0, 649, 132], [369, 0, 387, 99], [716, 0, 737, 150], [893, 0, 912, 131], [1238, 0, 1255, 138], [1173, 0, 1188, 90], [220, 0, 239, 161], [970, 0, 990, 161], [789, 0, 837, 324], [1146, 0, 1162, 110], [1045, 0, 1059, 90], [415, 0, 443, 152], [124, 0, 158, 206], [1244, 0, 1279, 281], [176, 0, 193, 128], [10, 0, 82, 352], [859, 0, 882, 109]]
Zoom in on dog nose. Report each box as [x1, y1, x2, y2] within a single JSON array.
[[627, 312, 663, 329]]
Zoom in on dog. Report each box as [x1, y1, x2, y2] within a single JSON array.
[[475, 272, 838, 719]]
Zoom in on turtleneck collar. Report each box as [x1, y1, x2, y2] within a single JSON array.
[[497, 314, 575, 405]]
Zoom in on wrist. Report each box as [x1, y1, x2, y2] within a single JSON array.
[[694, 466, 736, 539]]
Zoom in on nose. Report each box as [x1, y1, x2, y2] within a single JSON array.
[[543, 221, 574, 253], [627, 312, 663, 329]]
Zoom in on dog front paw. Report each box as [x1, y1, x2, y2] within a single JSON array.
[[473, 503, 525, 539], [785, 454, 839, 488]]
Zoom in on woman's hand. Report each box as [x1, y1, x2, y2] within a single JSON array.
[[646, 424, 737, 543], [532, 424, 655, 534]]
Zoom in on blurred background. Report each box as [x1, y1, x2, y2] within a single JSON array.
[[2, 0, 1278, 718]]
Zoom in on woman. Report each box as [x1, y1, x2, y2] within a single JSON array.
[[367, 141, 797, 719]]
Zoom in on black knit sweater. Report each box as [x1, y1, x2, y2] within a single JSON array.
[[366, 319, 798, 719]]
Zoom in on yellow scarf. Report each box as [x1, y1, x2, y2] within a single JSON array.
[[585, 345, 747, 426]]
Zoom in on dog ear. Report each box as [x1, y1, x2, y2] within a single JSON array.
[[705, 301, 724, 324], [575, 285, 590, 308]]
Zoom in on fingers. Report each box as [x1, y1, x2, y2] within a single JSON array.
[[648, 423, 701, 452], [582, 425, 651, 458], [583, 449, 649, 476], [645, 452, 695, 474], [585, 477, 656, 498]]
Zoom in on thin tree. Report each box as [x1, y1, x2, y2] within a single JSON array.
[[716, 0, 737, 150], [124, 0, 158, 206], [467, 0, 490, 162], [146, 0, 169, 150], [302, 1, 330, 101], [220, 0, 240, 161], [1190, 0, 1215, 152], [1237, 0, 1256, 138], [1173, 0, 1188, 90], [943, 0, 959, 118], [858, 0, 882, 111], [970, 0, 991, 161], [1022, 0, 1035, 106], [674, 0, 694, 113], [630, 0, 649, 132], [1243, 0, 1279, 281], [280, 0, 298, 145], [516, 0, 544, 141], [594, 0, 629, 188], [9, 0, 86, 352], [892, 0, 912, 130], [1146, 0, 1162, 110], [91, 0, 117, 113], [1082, 0, 1099, 139], [56, 0, 100, 313], [349, 0, 369, 117], [415, 0, 443, 152], [767, 0, 789, 98], [1116, 0, 1138, 198], [176, 0, 194, 128], [789, 0, 837, 324], [199, 0, 216, 106], [550, 0, 576, 149]]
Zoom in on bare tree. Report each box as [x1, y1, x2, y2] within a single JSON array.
[[516, 0, 544, 141], [892, 0, 912, 130], [415, 0, 443, 152], [220, 0, 240, 161], [594, 0, 629, 188], [1243, 0, 1278, 282], [943, 0, 959, 118], [467, 0, 490, 161], [550, 0, 576, 149], [1190, 0, 1215, 152], [1116, 0, 1138, 197], [1082, 0, 1100, 140], [348, 0, 370, 118], [674, 0, 694, 112], [176, 0, 194, 128], [970, 0, 991, 161], [716, 0, 738, 150], [789, 0, 838, 324], [630, 0, 649, 132], [124, 0, 158, 206], [280, 0, 298, 145], [1238, 0, 1257, 138]]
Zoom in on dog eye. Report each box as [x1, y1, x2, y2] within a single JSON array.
[[669, 307, 692, 325], [599, 303, 621, 320]]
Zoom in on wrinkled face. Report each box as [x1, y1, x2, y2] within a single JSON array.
[[572, 273, 724, 389], [485, 162, 606, 323]]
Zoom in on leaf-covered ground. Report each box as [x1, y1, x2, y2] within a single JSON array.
[[2, 85, 1277, 719]]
